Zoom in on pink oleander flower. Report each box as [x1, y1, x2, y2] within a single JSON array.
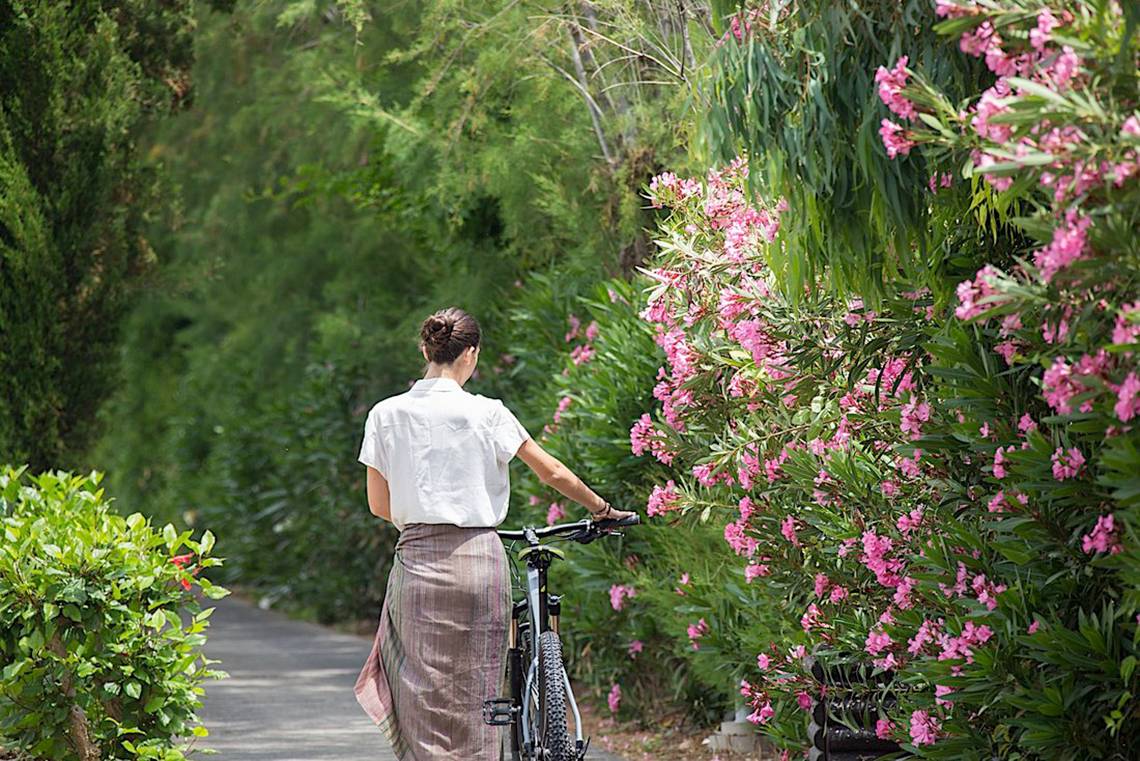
[[893, 576, 918, 610], [780, 515, 801, 547], [814, 573, 830, 598], [797, 691, 813, 711], [569, 343, 595, 365], [829, 585, 849, 604], [897, 507, 923, 535], [1115, 373, 1140, 422], [987, 491, 1006, 513], [585, 320, 599, 341], [875, 718, 895, 740], [687, 618, 710, 650], [865, 629, 893, 656], [609, 584, 636, 611], [1034, 210, 1092, 283], [1113, 302, 1140, 345], [879, 119, 915, 158], [745, 563, 771, 583], [910, 710, 941, 746], [646, 480, 680, 516], [935, 685, 955, 708], [756, 653, 771, 671], [629, 413, 654, 456], [801, 603, 824, 633], [993, 446, 1009, 479], [1028, 619, 1041, 634], [546, 501, 566, 526], [935, 1, 976, 20], [955, 265, 1005, 320], [738, 496, 756, 522], [747, 701, 775, 724], [1082, 514, 1123, 555], [1051, 446, 1086, 481], [908, 618, 942, 656], [875, 56, 916, 120], [900, 398, 931, 440], [1042, 357, 1083, 414], [553, 395, 572, 423], [1030, 9, 1060, 50], [725, 520, 759, 557], [565, 314, 581, 342], [1045, 45, 1080, 89], [959, 21, 995, 57], [628, 640, 644, 658], [607, 683, 621, 713]]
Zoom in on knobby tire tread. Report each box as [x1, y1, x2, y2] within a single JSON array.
[[538, 630, 574, 761]]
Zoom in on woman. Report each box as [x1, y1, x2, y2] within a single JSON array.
[[353, 306, 635, 760]]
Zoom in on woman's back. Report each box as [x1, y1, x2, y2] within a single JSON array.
[[358, 376, 529, 530]]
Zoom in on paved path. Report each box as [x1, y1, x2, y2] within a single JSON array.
[[196, 592, 623, 760]]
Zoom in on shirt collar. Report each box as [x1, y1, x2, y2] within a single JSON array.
[[412, 376, 464, 393]]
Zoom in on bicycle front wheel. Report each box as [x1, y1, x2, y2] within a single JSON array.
[[537, 630, 574, 761]]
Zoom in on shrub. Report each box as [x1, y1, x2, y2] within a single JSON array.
[[555, 1, 1140, 757], [0, 466, 227, 760]]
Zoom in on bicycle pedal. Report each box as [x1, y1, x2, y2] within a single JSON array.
[[482, 698, 517, 726]]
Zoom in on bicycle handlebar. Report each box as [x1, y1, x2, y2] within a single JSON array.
[[497, 513, 640, 544]]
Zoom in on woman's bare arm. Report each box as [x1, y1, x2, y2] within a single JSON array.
[[365, 466, 393, 522], [516, 438, 633, 520]]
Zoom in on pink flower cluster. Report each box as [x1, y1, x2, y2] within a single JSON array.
[[687, 618, 710, 650], [545, 501, 565, 526], [609, 584, 637, 612], [646, 480, 680, 517], [607, 683, 622, 713], [875, 56, 920, 158], [629, 412, 677, 464], [1050, 446, 1086, 481], [909, 709, 941, 746], [1082, 514, 1123, 555]]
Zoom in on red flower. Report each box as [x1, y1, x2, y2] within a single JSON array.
[[171, 553, 194, 567]]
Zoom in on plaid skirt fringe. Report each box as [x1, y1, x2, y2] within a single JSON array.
[[354, 523, 510, 760]]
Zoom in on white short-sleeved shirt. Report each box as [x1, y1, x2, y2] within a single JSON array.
[[357, 376, 531, 531]]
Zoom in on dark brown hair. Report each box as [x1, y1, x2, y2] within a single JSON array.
[[420, 307, 481, 364]]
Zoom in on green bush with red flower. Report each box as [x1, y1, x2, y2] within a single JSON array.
[[0, 466, 228, 760]]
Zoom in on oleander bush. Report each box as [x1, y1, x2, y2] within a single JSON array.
[[502, 1, 1140, 757], [0, 467, 227, 760]]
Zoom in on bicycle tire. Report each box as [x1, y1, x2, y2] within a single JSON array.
[[537, 630, 574, 761]]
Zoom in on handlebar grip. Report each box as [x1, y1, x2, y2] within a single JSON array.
[[595, 513, 641, 530]]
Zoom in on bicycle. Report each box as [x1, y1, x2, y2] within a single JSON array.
[[483, 512, 641, 761]]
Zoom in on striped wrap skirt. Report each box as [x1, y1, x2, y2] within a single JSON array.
[[354, 523, 511, 760]]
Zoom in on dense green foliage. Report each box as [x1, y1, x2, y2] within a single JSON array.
[[0, 467, 227, 759], [92, 0, 701, 624], [7, 0, 1139, 756], [539, 1, 1140, 757], [0, 1, 205, 470]]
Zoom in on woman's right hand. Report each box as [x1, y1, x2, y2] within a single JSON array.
[[590, 503, 637, 522]]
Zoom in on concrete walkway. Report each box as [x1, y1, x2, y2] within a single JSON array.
[[195, 592, 623, 760]]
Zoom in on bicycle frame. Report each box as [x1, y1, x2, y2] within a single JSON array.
[[511, 538, 585, 758], [487, 515, 639, 761]]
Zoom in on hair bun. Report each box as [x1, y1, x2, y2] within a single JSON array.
[[419, 307, 480, 364], [424, 315, 453, 346]]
